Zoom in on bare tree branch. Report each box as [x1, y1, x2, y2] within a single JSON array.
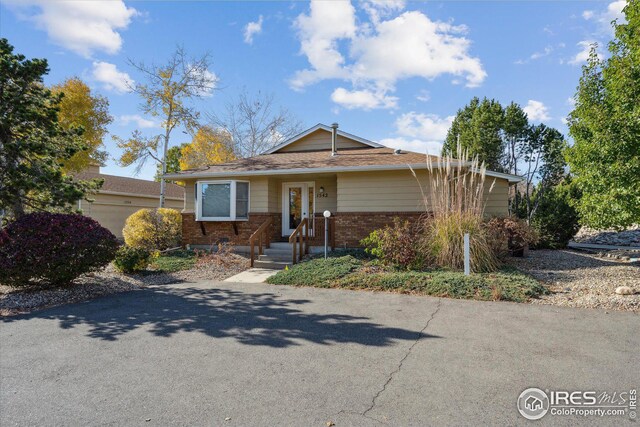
[[207, 90, 304, 158]]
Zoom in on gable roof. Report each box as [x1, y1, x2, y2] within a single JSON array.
[[264, 123, 383, 154], [74, 171, 185, 199], [163, 147, 522, 183]]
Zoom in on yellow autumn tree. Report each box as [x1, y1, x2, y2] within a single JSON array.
[[51, 77, 112, 172], [179, 126, 236, 170]]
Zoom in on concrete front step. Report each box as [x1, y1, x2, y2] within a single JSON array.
[[267, 242, 292, 250], [253, 260, 292, 270], [261, 248, 292, 257], [258, 254, 292, 263]]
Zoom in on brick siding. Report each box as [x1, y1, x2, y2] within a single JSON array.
[[181, 213, 281, 247], [333, 212, 428, 248], [182, 211, 428, 248]]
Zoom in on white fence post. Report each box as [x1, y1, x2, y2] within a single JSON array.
[[464, 233, 470, 276]]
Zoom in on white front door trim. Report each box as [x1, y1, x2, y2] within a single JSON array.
[[282, 181, 315, 237]]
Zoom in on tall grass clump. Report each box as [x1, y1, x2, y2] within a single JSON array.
[[413, 145, 500, 272]]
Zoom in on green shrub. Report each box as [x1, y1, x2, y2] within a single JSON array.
[[122, 208, 182, 251], [335, 268, 546, 302], [0, 213, 118, 287], [530, 182, 581, 248], [267, 255, 362, 286], [360, 218, 425, 269], [114, 246, 151, 273]]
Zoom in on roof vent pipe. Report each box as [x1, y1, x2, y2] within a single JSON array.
[[331, 123, 339, 156]]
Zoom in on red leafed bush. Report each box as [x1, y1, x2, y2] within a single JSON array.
[[0, 213, 119, 287]]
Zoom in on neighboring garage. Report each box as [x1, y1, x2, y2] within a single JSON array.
[[74, 165, 184, 239]]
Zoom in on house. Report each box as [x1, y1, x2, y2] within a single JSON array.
[[75, 165, 184, 239], [164, 123, 519, 252]]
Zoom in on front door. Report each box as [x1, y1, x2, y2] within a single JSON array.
[[282, 182, 314, 236]]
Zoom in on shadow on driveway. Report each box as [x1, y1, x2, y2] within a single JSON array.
[[2, 282, 439, 348]]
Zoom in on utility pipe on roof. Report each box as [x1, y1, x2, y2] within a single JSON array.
[[331, 123, 338, 156]]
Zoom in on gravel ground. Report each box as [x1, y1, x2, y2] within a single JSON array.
[[508, 249, 640, 312], [0, 253, 249, 317]]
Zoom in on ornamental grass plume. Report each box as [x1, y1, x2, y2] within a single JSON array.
[[412, 144, 500, 272]]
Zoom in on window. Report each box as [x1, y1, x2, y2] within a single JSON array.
[[196, 180, 250, 221]]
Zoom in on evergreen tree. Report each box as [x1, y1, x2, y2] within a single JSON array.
[[0, 39, 101, 219]]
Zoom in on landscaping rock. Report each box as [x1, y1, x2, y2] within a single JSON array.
[[507, 249, 640, 312], [573, 225, 640, 247], [615, 286, 635, 295]]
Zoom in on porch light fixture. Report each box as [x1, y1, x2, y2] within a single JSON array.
[[319, 186, 325, 194], [323, 210, 331, 259]]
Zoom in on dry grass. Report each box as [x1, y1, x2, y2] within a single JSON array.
[[413, 144, 499, 272]]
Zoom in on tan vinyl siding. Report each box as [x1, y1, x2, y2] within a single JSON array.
[[313, 176, 338, 212], [184, 180, 196, 213], [249, 177, 269, 213], [337, 170, 428, 212], [185, 169, 509, 218], [337, 170, 510, 215], [278, 129, 369, 152], [82, 193, 182, 238], [483, 177, 509, 216], [268, 178, 280, 212]]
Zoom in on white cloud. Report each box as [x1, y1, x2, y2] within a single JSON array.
[[6, 0, 137, 57], [118, 114, 158, 129], [566, 97, 576, 106], [530, 46, 553, 60], [380, 112, 454, 154], [243, 15, 263, 44], [599, 0, 626, 29], [350, 12, 485, 87], [568, 40, 601, 65], [523, 100, 550, 122], [291, 1, 485, 110], [361, 0, 406, 23], [583, 0, 626, 35], [291, 0, 357, 89], [191, 67, 218, 97], [396, 112, 454, 141], [379, 137, 444, 155], [515, 45, 554, 64], [92, 61, 133, 93], [416, 90, 430, 102], [330, 87, 398, 110]]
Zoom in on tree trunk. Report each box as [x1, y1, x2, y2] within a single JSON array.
[[159, 128, 170, 208]]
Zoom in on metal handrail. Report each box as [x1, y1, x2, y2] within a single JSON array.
[[249, 217, 272, 267]]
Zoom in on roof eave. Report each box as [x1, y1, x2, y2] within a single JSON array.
[[164, 163, 522, 183]]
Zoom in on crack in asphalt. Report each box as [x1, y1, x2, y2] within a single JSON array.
[[360, 298, 443, 422]]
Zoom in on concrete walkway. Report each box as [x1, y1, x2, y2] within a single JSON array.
[[1, 280, 638, 426], [224, 267, 280, 283]]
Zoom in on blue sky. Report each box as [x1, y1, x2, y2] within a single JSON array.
[[0, 0, 626, 180]]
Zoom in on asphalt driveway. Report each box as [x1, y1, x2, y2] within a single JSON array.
[[1, 280, 638, 426]]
